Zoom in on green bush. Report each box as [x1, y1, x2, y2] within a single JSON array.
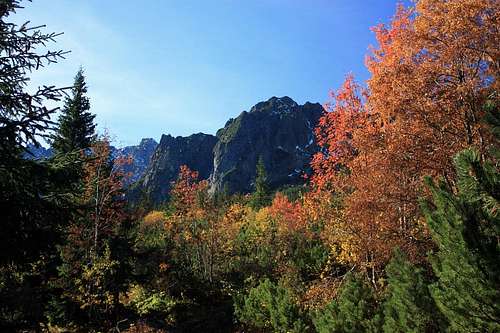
[[421, 148, 500, 332], [313, 273, 380, 333], [382, 249, 441, 332], [128, 285, 176, 317], [234, 278, 307, 332]]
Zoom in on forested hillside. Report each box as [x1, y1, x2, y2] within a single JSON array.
[[0, 0, 498, 332]]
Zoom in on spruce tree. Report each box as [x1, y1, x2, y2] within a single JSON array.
[[52, 68, 95, 154], [421, 146, 500, 332], [0, 1, 75, 329], [250, 156, 271, 209], [382, 249, 441, 333], [313, 273, 380, 333], [234, 278, 307, 332]]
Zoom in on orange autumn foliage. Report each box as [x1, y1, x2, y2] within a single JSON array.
[[78, 138, 129, 254], [166, 165, 232, 282], [311, 74, 369, 193], [168, 165, 209, 223], [310, 0, 499, 280], [268, 193, 307, 235], [142, 210, 167, 228]]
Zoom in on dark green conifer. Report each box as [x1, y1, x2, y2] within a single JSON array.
[[382, 249, 440, 333], [421, 146, 500, 332], [52, 68, 95, 154], [234, 278, 307, 332], [250, 156, 271, 209], [0, 1, 74, 328], [313, 273, 380, 333]]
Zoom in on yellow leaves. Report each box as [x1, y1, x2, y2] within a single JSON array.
[[254, 207, 274, 233], [74, 246, 119, 310], [223, 203, 249, 227], [143, 210, 167, 228], [219, 203, 251, 252]]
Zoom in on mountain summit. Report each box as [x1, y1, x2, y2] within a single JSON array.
[[210, 96, 323, 194], [133, 96, 323, 204]]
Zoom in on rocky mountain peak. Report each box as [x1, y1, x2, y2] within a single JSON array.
[[134, 132, 218, 204], [209, 97, 323, 195], [249, 96, 299, 114], [129, 96, 324, 205], [139, 137, 156, 146]]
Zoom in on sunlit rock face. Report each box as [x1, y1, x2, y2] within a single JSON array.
[[138, 133, 217, 204], [209, 96, 323, 195], [133, 96, 323, 205]]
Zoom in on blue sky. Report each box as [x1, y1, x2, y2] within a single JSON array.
[[14, 0, 409, 146]]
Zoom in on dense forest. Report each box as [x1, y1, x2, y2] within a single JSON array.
[[1, 0, 499, 332]]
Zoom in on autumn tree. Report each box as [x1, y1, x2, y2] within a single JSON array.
[[311, 0, 499, 282], [362, 0, 498, 255], [52, 137, 132, 328], [166, 165, 227, 285], [311, 74, 368, 193], [311, 75, 397, 283]]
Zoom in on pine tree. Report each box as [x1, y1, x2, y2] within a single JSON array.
[[421, 145, 500, 332], [52, 68, 95, 154], [313, 273, 380, 333], [382, 249, 441, 333], [234, 278, 307, 332], [250, 156, 271, 209]]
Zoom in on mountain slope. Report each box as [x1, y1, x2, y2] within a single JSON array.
[[137, 133, 218, 204], [25, 139, 158, 185], [113, 138, 158, 184], [209, 96, 323, 194]]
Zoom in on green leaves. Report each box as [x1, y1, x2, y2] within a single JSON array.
[[313, 273, 379, 333], [250, 156, 272, 210], [235, 278, 307, 332], [421, 148, 500, 332], [382, 249, 440, 333]]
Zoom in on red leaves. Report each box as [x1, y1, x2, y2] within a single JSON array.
[[268, 193, 307, 235], [307, 0, 498, 275], [311, 75, 368, 192], [170, 165, 208, 217]]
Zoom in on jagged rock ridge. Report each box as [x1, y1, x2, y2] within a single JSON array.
[[209, 96, 323, 194], [138, 133, 218, 204], [114, 138, 158, 184]]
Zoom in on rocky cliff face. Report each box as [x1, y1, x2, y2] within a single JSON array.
[[138, 133, 218, 203], [209, 96, 323, 194], [114, 138, 158, 185], [130, 96, 323, 205]]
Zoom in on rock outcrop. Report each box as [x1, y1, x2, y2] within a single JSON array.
[[114, 138, 158, 184], [138, 133, 218, 203], [130, 96, 324, 205], [209, 96, 323, 194]]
